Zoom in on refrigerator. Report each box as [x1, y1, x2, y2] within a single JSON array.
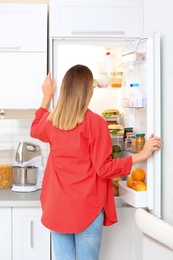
[[49, 33, 173, 257]]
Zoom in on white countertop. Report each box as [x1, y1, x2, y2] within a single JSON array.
[[0, 188, 41, 207], [0, 189, 126, 208]]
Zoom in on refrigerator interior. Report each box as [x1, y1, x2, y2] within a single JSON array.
[[50, 35, 161, 217]]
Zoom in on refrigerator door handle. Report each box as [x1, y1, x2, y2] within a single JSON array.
[[71, 30, 125, 35], [135, 208, 173, 250]]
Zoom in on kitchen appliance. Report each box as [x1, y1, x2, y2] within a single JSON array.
[[49, 33, 161, 216], [11, 142, 44, 192], [48, 1, 173, 258]]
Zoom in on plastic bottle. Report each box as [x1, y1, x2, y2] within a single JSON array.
[[102, 52, 112, 74], [129, 83, 146, 108]]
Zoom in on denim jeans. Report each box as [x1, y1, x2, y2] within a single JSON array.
[[51, 209, 104, 260]]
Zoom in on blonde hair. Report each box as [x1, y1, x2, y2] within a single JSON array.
[[48, 65, 94, 130]]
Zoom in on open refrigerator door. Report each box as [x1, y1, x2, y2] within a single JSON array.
[[118, 32, 161, 218]]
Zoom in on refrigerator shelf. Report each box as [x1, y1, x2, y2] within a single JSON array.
[[121, 52, 146, 65], [119, 180, 147, 208]]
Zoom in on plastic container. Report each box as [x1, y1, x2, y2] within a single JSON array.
[[131, 135, 136, 153], [136, 133, 146, 152], [110, 72, 123, 88], [97, 72, 110, 88], [0, 164, 12, 188]]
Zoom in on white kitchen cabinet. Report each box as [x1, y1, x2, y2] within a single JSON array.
[[0, 207, 50, 260], [0, 4, 47, 109], [49, 0, 143, 38], [12, 207, 50, 260], [0, 208, 11, 260]]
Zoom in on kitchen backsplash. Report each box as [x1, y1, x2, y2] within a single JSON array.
[[0, 119, 49, 167]]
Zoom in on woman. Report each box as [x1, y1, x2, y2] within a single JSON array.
[[30, 65, 162, 260]]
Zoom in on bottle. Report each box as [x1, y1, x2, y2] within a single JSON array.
[[131, 135, 136, 153], [136, 133, 146, 153], [125, 133, 132, 151], [129, 83, 139, 107], [102, 52, 112, 74]]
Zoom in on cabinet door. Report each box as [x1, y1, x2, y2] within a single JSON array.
[[0, 208, 11, 260], [0, 52, 47, 109], [12, 207, 50, 260], [0, 4, 47, 52], [50, 0, 143, 37]]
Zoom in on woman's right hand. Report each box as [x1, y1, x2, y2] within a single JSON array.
[[132, 134, 162, 165]]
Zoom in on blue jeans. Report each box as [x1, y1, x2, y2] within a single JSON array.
[[51, 210, 104, 260]]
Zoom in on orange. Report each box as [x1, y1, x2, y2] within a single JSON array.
[[131, 180, 147, 191], [131, 168, 145, 181], [127, 176, 134, 188]]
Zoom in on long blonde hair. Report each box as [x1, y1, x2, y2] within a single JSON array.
[[48, 65, 94, 130]]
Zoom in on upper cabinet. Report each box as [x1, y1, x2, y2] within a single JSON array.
[[0, 4, 47, 110], [49, 0, 144, 38], [0, 4, 47, 52]]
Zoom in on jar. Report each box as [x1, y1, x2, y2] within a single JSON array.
[[136, 133, 146, 153], [110, 72, 123, 88], [97, 72, 110, 88], [131, 135, 136, 153], [125, 133, 132, 151], [123, 127, 134, 142]]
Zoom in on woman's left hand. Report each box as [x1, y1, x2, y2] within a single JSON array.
[[41, 72, 56, 109]]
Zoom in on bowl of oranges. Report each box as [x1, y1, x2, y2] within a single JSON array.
[[119, 167, 147, 207]]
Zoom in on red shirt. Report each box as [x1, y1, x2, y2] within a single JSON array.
[[30, 107, 132, 233]]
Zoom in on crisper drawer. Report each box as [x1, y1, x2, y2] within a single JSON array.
[[0, 4, 47, 52], [119, 180, 147, 207], [49, 0, 144, 37]]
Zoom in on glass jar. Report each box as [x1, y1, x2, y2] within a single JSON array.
[[131, 135, 136, 153], [125, 133, 132, 151], [97, 72, 110, 88], [110, 72, 123, 88], [123, 127, 134, 142], [136, 133, 146, 153]]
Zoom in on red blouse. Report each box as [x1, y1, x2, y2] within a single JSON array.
[[30, 107, 132, 233]]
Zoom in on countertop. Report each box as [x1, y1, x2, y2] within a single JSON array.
[[0, 188, 41, 207], [0, 189, 127, 208]]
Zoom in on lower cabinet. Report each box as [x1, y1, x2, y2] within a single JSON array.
[[0, 206, 142, 260], [0, 207, 50, 260]]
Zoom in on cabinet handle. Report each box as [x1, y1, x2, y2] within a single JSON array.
[[71, 30, 125, 35], [0, 45, 20, 49], [30, 220, 34, 248]]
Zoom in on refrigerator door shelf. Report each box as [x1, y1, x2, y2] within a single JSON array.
[[119, 180, 147, 208]]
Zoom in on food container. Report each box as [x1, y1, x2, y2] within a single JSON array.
[[12, 166, 38, 186], [136, 133, 146, 153], [97, 72, 110, 88], [0, 164, 12, 188], [110, 72, 123, 88]]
